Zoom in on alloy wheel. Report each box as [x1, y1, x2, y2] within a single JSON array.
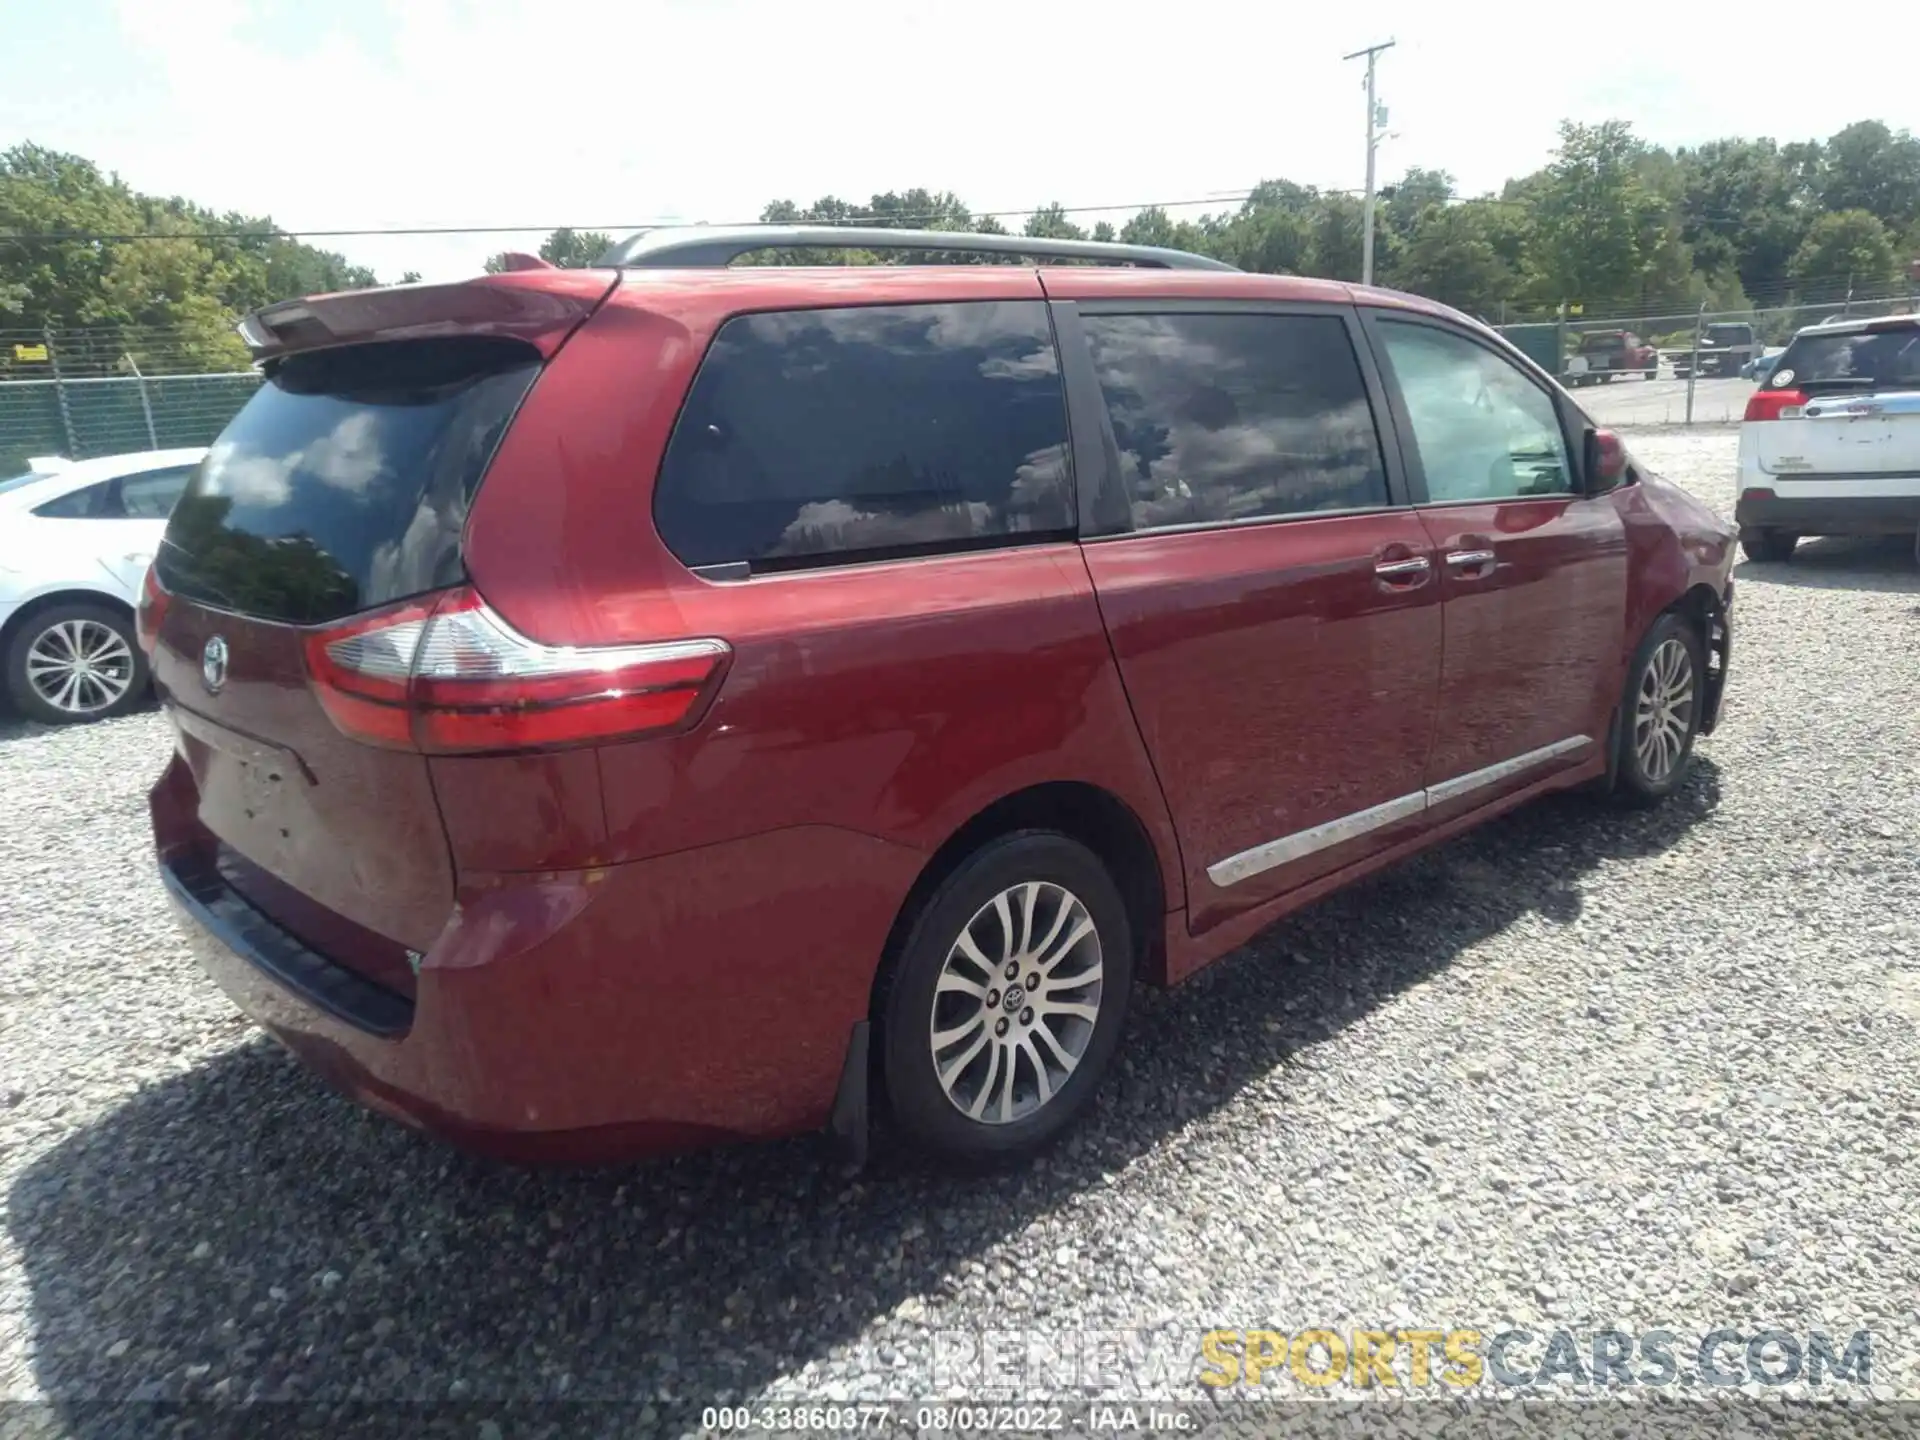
[[1633, 635, 1695, 783], [25, 618, 135, 717], [928, 881, 1104, 1125]]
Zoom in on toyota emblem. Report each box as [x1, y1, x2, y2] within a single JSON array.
[[201, 635, 229, 693]]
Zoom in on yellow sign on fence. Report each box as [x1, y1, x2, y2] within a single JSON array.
[[12, 343, 49, 362]]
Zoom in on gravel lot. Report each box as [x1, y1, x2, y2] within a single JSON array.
[[3, 430, 1918, 1430], [1579, 375, 1756, 428]]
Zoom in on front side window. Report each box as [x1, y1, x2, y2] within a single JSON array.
[[1377, 321, 1572, 503], [1081, 312, 1389, 532], [654, 300, 1073, 570]]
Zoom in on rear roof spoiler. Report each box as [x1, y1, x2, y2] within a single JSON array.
[[594, 224, 1238, 272], [236, 269, 618, 364]]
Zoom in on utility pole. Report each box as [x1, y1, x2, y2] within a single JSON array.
[[1343, 38, 1395, 286]]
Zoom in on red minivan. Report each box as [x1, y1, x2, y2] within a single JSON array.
[[144, 227, 1735, 1165]]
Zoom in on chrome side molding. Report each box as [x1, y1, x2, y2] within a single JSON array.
[[1205, 735, 1593, 888]]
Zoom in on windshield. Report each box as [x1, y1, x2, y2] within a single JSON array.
[[1772, 326, 1920, 392]]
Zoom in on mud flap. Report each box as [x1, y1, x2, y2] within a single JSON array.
[[827, 1020, 870, 1168]]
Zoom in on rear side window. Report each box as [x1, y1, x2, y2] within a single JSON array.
[[654, 300, 1073, 570], [1081, 312, 1389, 531], [34, 466, 194, 519], [1774, 326, 1920, 392], [33, 481, 117, 519], [119, 465, 196, 518], [157, 338, 540, 624]]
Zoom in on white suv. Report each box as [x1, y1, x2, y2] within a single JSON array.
[[0, 448, 205, 723], [1736, 314, 1920, 562]]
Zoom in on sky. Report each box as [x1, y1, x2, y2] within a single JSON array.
[[5, 0, 1917, 284]]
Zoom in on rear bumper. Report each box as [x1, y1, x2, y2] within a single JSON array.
[[1735, 489, 1920, 536], [152, 756, 922, 1163]]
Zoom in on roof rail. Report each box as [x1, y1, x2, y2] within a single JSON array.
[[594, 225, 1237, 272]]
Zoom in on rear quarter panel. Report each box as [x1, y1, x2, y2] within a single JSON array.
[[457, 270, 1186, 926]]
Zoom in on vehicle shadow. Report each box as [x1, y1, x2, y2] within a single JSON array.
[[1734, 535, 1919, 594], [9, 759, 1722, 1425]]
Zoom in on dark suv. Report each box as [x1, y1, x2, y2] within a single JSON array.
[[144, 227, 1736, 1165]]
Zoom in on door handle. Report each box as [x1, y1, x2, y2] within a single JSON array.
[[1373, 555, 1432, 587], [1445, 548, 1497, 575]]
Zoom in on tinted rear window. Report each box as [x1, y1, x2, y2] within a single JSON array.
[[1774, 326, 1920, 392], [654, 300, 1073, 570], [157, 338, 539, 624]]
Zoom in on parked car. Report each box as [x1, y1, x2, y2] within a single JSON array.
[[1, 447, 204, 723], [1566, 329, 1658, 385], [146, 229, 1736, 1166], [1737, 313, 1920, 562], [1672, 322, 1758, 380], [1741, 347, 1787, 383]]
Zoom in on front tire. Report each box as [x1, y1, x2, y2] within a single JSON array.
[[1739, 528, 1798, 563], [879, 831, 1133, 1164], [1613, 613, 1706, 807], [5, 602, 148, 725]]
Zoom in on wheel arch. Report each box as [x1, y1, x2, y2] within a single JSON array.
[[870, 780, 1172, 1031], [1, 585, 135, 655], [1671, 581, 1729, 735]]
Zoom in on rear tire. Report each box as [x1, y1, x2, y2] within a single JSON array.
[[1739, 528, 1798, 563], [878, 831, 1132, 1165], [4, 602, 148, 725], [1612, 613, 1706, 808]]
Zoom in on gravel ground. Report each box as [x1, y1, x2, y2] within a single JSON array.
[[3, 429, 1919, 1433]]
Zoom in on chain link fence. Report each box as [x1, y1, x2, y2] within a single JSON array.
[[0, 326, 260, 474], [1498, 291, 1919, 428]]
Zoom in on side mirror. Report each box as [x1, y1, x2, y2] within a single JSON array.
[[1584, 427, 1628, 492]]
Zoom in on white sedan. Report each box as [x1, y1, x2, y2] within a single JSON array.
[[0, 448, 205, 723]]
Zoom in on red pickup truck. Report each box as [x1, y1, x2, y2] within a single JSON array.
[[1566, 330, 1658, 385]]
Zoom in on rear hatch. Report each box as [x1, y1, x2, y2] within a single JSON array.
[[1747, 319, 1920, 477], [1579, 332, 1627, 370], [149, 274, 612, 983]]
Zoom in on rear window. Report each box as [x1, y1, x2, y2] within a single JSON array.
[[1772, 325, 1920, 392], [654, 300, 1073, 571], [0, 470, 59, 499], [157, 338, 539, 624]]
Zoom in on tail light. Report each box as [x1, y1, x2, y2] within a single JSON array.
[[135, 563, 170, 656], [1743, 388, 1806, 423], [302, 586, 730, 755]]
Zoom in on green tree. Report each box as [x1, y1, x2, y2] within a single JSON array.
[[1530, 120, 1653, 310], [1394, 203, 1513, 316], [1023, 203, 1086, 240], [0, 142, 376, 368], [537, 228, 613, 267], [1791, 209, 1898, 299], [1819, 121, 1920, 232], [1675, 138, 1809, 300]]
